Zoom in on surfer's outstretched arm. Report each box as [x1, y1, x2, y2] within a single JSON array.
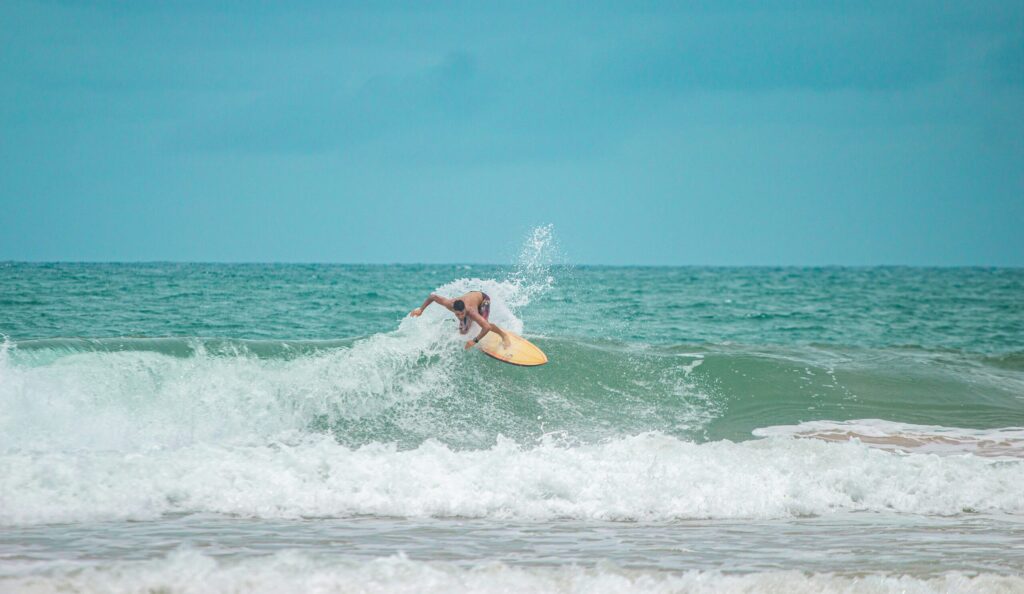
[[410, 293, 451, 317], [465, 314, 511, 349]]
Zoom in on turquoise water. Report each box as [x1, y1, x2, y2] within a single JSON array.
[[1, 237, 1023, 592], [4, 263, 1022, 351]]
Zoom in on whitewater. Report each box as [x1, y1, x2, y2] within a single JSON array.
[[1, 229, 1023, 592]]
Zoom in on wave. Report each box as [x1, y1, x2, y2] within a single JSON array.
[[0, 334, 718, 453], [3, 336, 360, 359], [3, 549, 1023, 594], [754, 420, 1024, 458], [2, 432, 1021, 525], [3, 331, 1022, 452]]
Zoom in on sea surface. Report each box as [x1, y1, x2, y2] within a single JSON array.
[[2, 230, 1023, 593]]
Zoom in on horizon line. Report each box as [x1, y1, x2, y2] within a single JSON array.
[[2, 260, 1022, 270]]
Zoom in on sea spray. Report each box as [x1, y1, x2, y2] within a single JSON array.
[[506, 223, 560, 311]]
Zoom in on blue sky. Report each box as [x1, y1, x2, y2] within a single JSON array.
[[1, 1, 1021, 265]]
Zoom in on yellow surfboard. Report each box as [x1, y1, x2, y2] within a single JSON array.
[[476, 330, 548, 367]]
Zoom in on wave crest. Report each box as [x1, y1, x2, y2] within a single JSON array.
[[3, 433, 1021, 526]]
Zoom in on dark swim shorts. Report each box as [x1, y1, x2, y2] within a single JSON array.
[[460, 292, 490, 334]]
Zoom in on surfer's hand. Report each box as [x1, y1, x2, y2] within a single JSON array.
[[464, 340, 476, 350], [410, 308, 422, 317]]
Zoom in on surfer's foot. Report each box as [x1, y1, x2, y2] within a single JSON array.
[[501, 337, 511, 349]]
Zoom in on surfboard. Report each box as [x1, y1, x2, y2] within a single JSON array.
[[476, 330, 548, 367]]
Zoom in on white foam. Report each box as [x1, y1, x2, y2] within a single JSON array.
[[2, 433, 1021, 526], [4, 550, 1022, 594], [754, 419, 1024, 458], [0, 321, 464, 451]]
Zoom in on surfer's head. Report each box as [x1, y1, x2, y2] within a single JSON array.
[[452, 300, 466, 319]]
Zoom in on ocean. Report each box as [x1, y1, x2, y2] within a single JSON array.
[[2, 231, 1023, 593]]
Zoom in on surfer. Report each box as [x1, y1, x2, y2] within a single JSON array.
[[410, 291, 512, 350]]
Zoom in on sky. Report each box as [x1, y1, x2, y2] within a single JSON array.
[[1, 1, 1022, 266]]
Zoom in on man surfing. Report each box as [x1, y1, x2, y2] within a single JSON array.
[[410, 291, 512, 350]]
